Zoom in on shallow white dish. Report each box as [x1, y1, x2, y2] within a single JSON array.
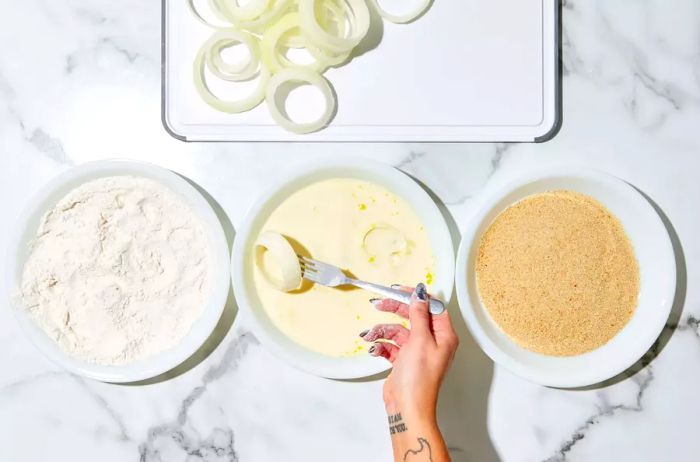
[[455, 168, 676, 388], [231, 157, 455, 379], [5, 160, 231, 383]]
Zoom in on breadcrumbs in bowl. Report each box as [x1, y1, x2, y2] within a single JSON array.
[[475, 190, 640, 356]]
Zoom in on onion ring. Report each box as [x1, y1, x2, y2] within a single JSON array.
[[305, 0, 352, 66], [214, 0, 272, 21], [205, 30, 261, 82], [255, 231, 302, 292], [367, 0, 432, 24], [261, 13, 329, 73], [233, 0, 294, 32], [280, 33, 306, 49], [187, 0, 233, 28], [265, 68, 336, 134], [298, 0, 370, 54], [306, 42, 350, 68], [193, 35, 270, 113]]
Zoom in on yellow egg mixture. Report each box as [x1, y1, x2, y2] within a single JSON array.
[[253, 178, 434, 357]]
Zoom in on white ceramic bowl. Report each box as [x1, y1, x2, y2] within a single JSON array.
[[5, 160, 231, 383], [232, 157, 455, 379], [456, 168, 676, 388]]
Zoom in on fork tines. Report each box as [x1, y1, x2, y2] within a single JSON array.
[[297, 254, 316, 276]]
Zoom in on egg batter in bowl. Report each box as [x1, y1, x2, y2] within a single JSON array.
[[252, 178, 434, 357]]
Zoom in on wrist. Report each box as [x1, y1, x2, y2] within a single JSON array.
[[403, 407, 437, 428], [385, 398, 437, 424]]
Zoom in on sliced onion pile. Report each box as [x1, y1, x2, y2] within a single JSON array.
[[189, 0, 433, 134]]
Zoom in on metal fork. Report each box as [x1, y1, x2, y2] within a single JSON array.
[[298, 255, 446, 315]]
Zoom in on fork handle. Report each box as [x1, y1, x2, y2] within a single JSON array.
[[349, 280, 446, 315]]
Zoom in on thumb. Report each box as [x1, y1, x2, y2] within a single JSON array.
[[408, 283, 432, 341]]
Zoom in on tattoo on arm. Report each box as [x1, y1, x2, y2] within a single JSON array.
[[388, 412, 408, 435], [403, 437, 433, 462]]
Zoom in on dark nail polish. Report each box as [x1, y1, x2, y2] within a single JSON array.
[[415, 283, 427, 301], [359, 329, 369, 338], [368, 345, 377, 354]]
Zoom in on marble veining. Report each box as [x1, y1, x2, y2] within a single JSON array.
[[544, 368, 654, 462], [1, 0, 699, 461], [138, 332, 257, 462]]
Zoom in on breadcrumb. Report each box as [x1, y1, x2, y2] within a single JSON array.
[[476, 191, 639, 356]]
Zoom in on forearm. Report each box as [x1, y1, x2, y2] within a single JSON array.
[[388, 411, 450, 462]]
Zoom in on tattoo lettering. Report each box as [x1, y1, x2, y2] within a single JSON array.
[[388, 412, 408, 435], [403, 437, 433, 462]]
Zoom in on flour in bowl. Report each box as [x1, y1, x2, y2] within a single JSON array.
[[19, 176, 212, 365]]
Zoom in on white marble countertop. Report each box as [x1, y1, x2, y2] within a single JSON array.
[[1, 1, 699, 461]]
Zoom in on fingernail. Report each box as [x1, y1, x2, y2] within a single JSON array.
[[415, 282, 427, 301], [369, 298, 381, 306], [359, 329, 369, 338], [368, 345, 377, 355], [390, 284, 402, 289]]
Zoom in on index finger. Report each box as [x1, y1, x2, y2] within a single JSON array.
[[370, 284, 419, 319]]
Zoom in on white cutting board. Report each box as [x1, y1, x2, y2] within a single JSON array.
[[162, 0, 560, 142]]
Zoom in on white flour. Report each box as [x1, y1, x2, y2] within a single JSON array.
[[19, 176, 212, 365]]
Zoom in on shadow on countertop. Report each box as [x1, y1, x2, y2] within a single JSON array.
[[417, 177, 501, 462], [123, 175, 238, 386], [439, 298, 500, 462]]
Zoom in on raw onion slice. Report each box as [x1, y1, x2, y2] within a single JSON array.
[[306, 42, 350, 68], [261, 13, 328, 73], [255, 231, 302, 292], [281, 33, 306, 49], [315, 0, 349, 38], [206, 31, 261, 82], [265, 68, 336, 134], [234, 0, 294, 32], [262, 2, 350, 71], [194, 36, 270, 113], [187, 0, 232, 28], [298, 0, 370, 54], [368, 0, 432, 24], [214, 0, 272, 21], [305, 0, 352, 66]]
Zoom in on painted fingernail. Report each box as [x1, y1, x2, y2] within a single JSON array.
[[368, 345, 377, 355], [359, 329, 369, 338], [415, 282, 427, 301], [369, 298, 381, 306]]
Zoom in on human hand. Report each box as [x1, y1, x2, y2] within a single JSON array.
[[360, 283, 459, 423]]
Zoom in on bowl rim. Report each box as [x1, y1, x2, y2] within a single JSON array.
[[4, 159, 231, 383], [455, 166, 676, 388], [231, 156, 455, 379]]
